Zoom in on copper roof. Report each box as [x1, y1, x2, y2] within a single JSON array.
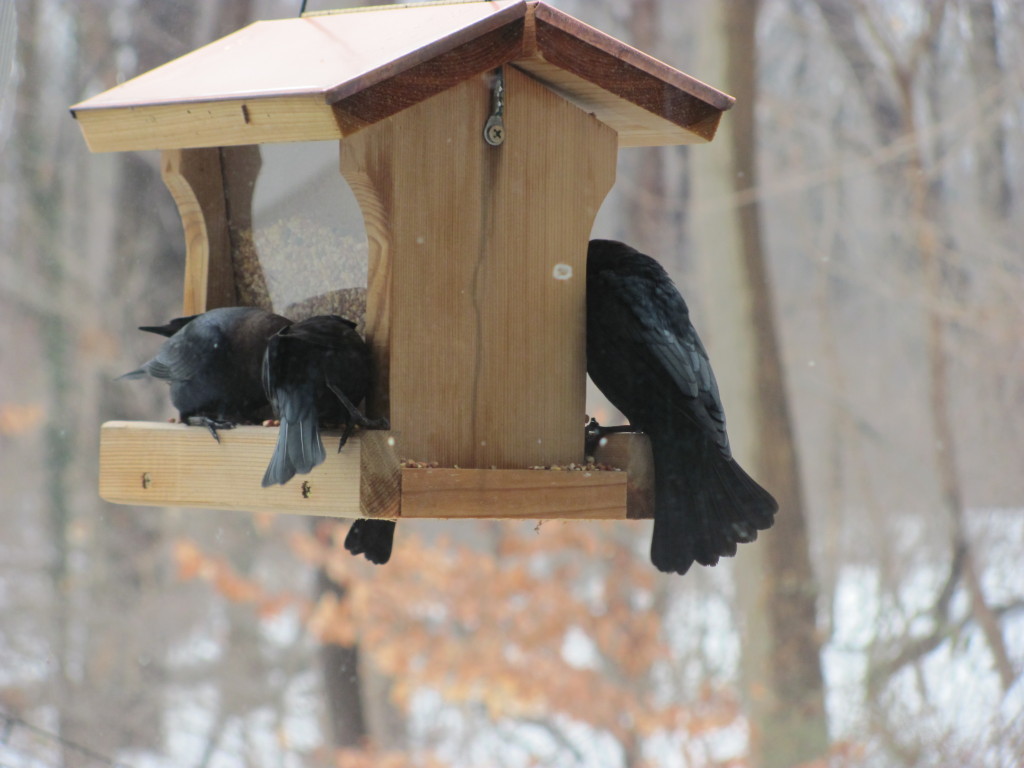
[[71, 1, 733, 152]]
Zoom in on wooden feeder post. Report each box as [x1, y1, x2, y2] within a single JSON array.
[[71, 1, 733, 522], [340, 66, 616, 469]]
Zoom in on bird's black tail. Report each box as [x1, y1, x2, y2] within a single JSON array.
[[649, 433, 777, 575], [344, 519, 396, 565], [261, 390, 325, 487]]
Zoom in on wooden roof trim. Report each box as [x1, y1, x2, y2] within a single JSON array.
[[332, 17, 525, 135], [70, 1, 526, 114], [531, 3, 734, 112], [321, 2, 526, 105]]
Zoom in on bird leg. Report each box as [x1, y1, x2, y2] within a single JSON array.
[[325, 381, 391, 451], [584, 417, 634, 457], [185, 416, 236, 443]]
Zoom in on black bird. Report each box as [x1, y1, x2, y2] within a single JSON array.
[[261, 315, 387, 487], [586, 239, 778, 575], [120, 306, 291, 439]]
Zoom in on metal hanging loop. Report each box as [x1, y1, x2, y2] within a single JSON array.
[[483, 67, 505, 146]]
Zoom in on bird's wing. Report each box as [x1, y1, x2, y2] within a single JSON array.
[[144, 331, 212, 382], [602, 270, 730, 453], [281, 316, 359, 349]]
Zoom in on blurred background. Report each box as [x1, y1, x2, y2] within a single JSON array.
[[1, 0, 1022, 766]]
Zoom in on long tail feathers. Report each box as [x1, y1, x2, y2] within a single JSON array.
[[649, 436, 778, 575], [344, 519, 396, 565], [261, 397, 326, 487]]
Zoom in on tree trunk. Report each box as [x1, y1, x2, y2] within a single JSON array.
[[818, 0, 1017, 698], [966, 0, 1012, 219], [691, 2, 828, 766], [622, 0, 669, 257], [313, 520, 406, 753], [313, 537, 370, 749], [14, 0, 77, 758]]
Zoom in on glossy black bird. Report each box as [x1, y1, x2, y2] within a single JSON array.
[[586, 239, 778, 575], [261, 315, 388, 487], [120, 306, 291, 439]]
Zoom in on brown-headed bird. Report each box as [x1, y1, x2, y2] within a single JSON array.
[[120, 306, 291, 440], [586, 239, 778, 575]]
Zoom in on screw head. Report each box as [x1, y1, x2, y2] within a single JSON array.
[[485, 123, 505, 146]]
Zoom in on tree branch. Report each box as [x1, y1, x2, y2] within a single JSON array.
[[811, 0, 904, 142], [867, 546, 1022, 696]]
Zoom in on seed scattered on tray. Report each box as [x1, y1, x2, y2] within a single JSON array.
[[398, 459, 620, 471], [400, 459, 441, 468], [529, 461, 621, 472]]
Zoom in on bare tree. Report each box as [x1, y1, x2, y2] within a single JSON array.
[[813, 0, 1018, 696]]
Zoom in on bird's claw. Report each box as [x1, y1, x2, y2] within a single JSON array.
[[335, 415, 392, 453], [584, 416, 633, 457], [326, 380, 390, 452], [187, 416, 236, 443]]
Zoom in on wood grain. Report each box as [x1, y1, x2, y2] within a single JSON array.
[[401, 467, 627, 519], [160, 148, 237, 314], [359, 429, 402, 519], [341, 67, 617, 470], [99, 421, 364, 517], [98, 421, 654, 519], [75, 95, 345, 153]]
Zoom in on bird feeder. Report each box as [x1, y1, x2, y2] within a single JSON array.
[[72, 1, 733, 522]]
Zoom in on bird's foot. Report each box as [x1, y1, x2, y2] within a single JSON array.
[[363, 415, 391, 430], [337, 420, 354, 452], [186, 416, 236, 443], [584, 417, 633, 457], [336, 415, 392, 453], [326, 382, 390, 452]]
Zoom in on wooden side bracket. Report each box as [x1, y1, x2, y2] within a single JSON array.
[[160, 148, 239, 314]]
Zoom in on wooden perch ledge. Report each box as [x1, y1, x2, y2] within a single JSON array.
[[99, 421, 654, 520]]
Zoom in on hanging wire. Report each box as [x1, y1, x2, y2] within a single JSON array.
[[299, 0, 309, 16]]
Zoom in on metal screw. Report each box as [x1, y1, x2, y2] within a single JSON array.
[[485, 121, 505, 146], [483, 67, 506, 146]]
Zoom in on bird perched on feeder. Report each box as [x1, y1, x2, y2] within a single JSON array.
[[260, 315, 393, 563], [120, 306, 292, 440], [261, 314, 388, 481], [586, 239, 778, 575]]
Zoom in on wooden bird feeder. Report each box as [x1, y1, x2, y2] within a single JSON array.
[[72, 1, 733, 523]]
